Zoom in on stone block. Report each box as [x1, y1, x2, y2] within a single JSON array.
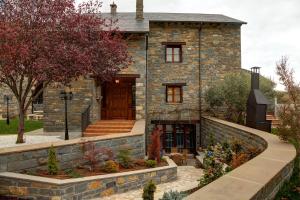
[[88, 181, 102, 190], [9, 186, 28, 196], [101, 188, 115, 197]]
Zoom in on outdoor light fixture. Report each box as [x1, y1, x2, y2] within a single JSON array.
[[3, 95, 12, 125], [59, 90, 73, 140], [115, 79, 120, 84]]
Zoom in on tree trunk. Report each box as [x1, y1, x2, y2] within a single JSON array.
[[16, 108, 25, 144]]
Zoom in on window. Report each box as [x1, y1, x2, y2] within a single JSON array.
[[166, 85, 183, 103], [166, 45, 182, 63]]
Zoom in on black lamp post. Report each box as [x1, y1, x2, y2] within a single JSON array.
[[3, 95, 11, 125], [59, 90, 73, 140]]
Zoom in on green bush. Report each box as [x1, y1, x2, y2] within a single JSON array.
[[145, 160, 157, 168], [199, 159, 224, 187], [117, 149, 134, 169], [159, 190, 185, 200], [47, 145, 59, 175], [102, 160, 119, 173], [142, 180, 156, 200], [205, 71, 276, 124]]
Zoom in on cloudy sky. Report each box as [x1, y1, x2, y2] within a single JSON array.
[[77, 0, 300, 90]]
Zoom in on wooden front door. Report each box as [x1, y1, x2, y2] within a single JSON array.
[[101, 78, 135, 120]]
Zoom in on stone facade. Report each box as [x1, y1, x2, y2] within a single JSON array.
[[146, 22, 241, 147], [43, 35, 147, 132], [39, 21, 242, 142]]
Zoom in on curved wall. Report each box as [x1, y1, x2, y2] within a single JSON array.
[[187, 117, 296, 200]]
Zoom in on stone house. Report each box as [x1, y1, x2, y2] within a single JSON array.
[[2, 0, 246, 153]]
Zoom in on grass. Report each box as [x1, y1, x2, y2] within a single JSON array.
[[0, 119, 43, 135]]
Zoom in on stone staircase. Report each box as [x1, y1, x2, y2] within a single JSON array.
[[266, 114, 280, 128], [83, 120, 135, 137]]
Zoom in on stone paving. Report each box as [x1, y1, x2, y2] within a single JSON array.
[[0, 132, 62, 148], [97, 166, 203, 200]]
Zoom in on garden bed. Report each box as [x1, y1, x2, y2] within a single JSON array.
[[0, 157, 177, 200], [25, 159, 168, 180]]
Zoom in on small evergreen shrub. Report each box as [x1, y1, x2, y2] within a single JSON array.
[[48, 145, 59, 175], [117, 149, 134, 169], [102, 160, 119, 173], [159, 190, 185, 200], [145, 160, 157, 168], [199, 159, 224, 187], [142, 180, 156, 200]]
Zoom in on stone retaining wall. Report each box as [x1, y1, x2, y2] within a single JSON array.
[[0, 157, 176, 200], [187, 117, 296, 200], [0, 128, 145, 173]]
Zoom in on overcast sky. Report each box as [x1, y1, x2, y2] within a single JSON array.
[[77, 0, 300, 90]]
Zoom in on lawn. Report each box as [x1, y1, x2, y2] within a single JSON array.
[[0, 119, 43, 135]]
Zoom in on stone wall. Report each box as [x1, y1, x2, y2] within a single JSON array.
[[0, 133, 145, 173], [0, 84, 32, 119], [200, 24, 241, 112], [43, 77, 97, 132], [0, 157, 176, 200], [187, 117, 296, 200], [146, 22, 242, 144], [119, 34, 147, 120]]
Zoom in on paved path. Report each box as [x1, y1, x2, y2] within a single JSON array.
[[0, 129, 62, 148], [97, 166, 203, 200]]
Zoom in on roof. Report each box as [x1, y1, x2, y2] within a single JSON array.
[[253, 89, 271, 105], [101, 12, 246, 33]]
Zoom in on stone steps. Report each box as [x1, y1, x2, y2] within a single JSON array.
[[83, 120, 135, 137]]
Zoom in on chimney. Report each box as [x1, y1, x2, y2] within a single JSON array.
[[110, 2, 117, 15], [250, 67, 260, 90], [136, 0, 144, 20]]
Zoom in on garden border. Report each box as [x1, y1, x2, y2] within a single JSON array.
[[187, 117, 297, 200], [0, 157, 177, 199]]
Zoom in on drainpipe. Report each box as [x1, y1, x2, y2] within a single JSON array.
[[145, 33, 149, 156], [198, 23, 203, 147]]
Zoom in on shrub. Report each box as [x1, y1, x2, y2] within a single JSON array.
[[231, 140, 243, 154], [148, 127, 162, 163], [142, 180, 156, 200], [145, 160, 157, 168], [159, 190, 185, 200], [102, 160, 119, 173], [83, 142, 114, 171], [117, 149, 134, 169], [48, 145, 59, 175], [205, 72, 276, 124], [231, 153, 250, 169], [199, 159, 224, 187]]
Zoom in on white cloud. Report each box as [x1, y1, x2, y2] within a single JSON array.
[[76, 0, 300, 90]]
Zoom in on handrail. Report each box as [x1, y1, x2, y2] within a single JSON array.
[[81, 105, 91, 134]]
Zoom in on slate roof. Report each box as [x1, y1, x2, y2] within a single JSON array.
[[101, 12, 246, 32]]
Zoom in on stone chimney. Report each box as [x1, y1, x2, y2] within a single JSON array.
[[136, 0, 144, 20], [110, 2, 117, 15]]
